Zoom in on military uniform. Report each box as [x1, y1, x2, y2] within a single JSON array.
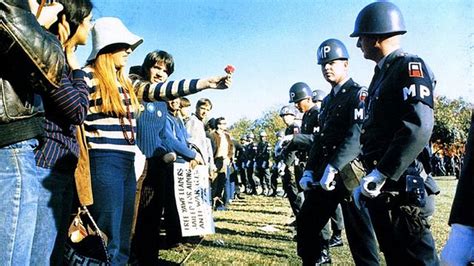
[[360, 49, 439, 265], [245, 141, 258, 194], [297, 79, 379, 265], [234, 141, 248, 192], [255, 140, 272, 195], [281, 123, 304, 215]]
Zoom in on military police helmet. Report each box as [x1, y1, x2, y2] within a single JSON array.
[[279, 105, 296, 117], [317, 39, 349, 65], [260, 131, 267, 137], [312, 89, 327, 102], [247, 133, 255, 140], [350, 1, 406, 37], [289, 82, 312, 103]]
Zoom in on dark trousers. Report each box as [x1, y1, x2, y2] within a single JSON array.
[[246, 166, 257, 192], [282, 165, 303, 216], [132, 158, 181, 265], [255, 167, 270, 191], [366, 191, 439, 265], [297, 175, 379, 265], [270, 168, 278, 193], [331, 204, 344, 234], [212, 171, 227, 200], [238, 166, 247, 188]]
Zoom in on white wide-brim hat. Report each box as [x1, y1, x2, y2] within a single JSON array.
[[87, 17, 143, 62]]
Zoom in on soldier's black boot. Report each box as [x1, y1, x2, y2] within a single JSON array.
[[329, 233, 343, 248], [316, 241, 331, 265]]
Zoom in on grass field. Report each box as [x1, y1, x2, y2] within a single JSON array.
[[158, 177, 458, 265]]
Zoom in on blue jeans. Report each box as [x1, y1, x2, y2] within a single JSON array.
[[0, 139, 40, 265], [31, 166, 74, 265], [89, 150, 136, 265]]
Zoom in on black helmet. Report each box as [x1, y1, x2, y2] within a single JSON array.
[[317, 39, 349, 65], [279, 105, 296, 117], [350, 2, 406, 37], [289, 82, 312, 103], [312, 89, 327, 102]]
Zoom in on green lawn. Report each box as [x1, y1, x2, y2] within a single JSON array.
[[159, 177, 457, 265]]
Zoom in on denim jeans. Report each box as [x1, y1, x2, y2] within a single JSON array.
[[0, 139, 40, 265], [441, 224, 474, 265], [88, 150, 136, 265], [31, 166, 74, 265]]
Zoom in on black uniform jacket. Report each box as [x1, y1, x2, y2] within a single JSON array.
[[449, 110, 474, 227], [255, 141, 271, 168], [306, 78, 366, 177], [291, 105, 320, 151], [361, 49, 435, 181]]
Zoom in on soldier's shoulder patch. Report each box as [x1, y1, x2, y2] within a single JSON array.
[[357, 87, 368, 102], [408, 62, 424, 78]]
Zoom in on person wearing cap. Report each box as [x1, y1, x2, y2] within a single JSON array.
[[82, 17, 231, 264], [350, 2, 438, 264], [255, 131, 272, 196], [296, 38, 379, 265]]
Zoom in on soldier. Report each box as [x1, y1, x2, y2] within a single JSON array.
[[245, 133, 258, 194], [296, 38, 379, 265], [235, 135, 249, 194], [283, 82, 335, 262], [350, 2, 439, 264], [255, 131, 272, 195], [276, 106, 304, 220]]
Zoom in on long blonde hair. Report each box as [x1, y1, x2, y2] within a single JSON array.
[[90, 53, 140, 116]]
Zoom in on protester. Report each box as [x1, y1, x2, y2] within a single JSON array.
[[186, 98, 216, 181], [82, 18, 231, 264], [31, 0, 94, 264], [210, 117, 234, 210], [0, 0, 91, 264]]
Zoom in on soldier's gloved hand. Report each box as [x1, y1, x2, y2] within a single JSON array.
[[277, 161, 286, 176], [299, 170, 316, 191], [245, 161, 251, 168], [262, 162, 267, 169], [360, 169, 387, 198], [320, 164, 338, 191]]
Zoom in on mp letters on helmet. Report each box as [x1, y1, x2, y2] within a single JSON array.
[[319, 45, 331, 60], [290, 92, 296, 101]]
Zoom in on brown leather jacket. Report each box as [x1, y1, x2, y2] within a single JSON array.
[[0, 0, 65, 146]]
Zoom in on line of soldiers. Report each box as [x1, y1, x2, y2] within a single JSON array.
[[239, 2, 441, 265]]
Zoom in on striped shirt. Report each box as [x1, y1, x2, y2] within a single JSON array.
[[34, 67, 89, 169], [82, 68, 200, 155]]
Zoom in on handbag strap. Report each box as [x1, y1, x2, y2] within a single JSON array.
[[80, 206, 111, 263]]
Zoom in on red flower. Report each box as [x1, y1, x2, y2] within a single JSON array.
[[225, 65, 235, 74]]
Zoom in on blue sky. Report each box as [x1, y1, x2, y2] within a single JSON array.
[[76, 0, 474, 124]]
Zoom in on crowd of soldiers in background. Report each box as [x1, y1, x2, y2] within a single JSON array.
[[431, 142, 464, 178]]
